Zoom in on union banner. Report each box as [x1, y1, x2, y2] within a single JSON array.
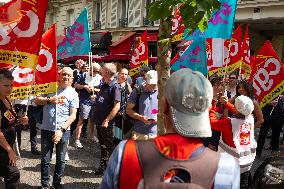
[[129, 31, 148, 76], [10, 24, 57, 99], [0, 0, 48, 69], [252, 41, 284, 107]]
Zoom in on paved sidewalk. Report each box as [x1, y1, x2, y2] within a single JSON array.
[[0, 130, 102, 189]]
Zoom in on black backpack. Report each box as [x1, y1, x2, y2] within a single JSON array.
[[122, 87, 141, 135]]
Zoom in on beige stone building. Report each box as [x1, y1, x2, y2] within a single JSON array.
[[45, 0, 284, 61]]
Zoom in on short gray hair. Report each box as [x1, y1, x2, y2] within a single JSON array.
[[92, 63, 101, 70], [104, 63, 117, 77]]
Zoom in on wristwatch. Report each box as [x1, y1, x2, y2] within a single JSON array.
[[60, 127, 66, 133], [46, 97, 51, 104]]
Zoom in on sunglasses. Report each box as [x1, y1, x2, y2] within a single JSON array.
[[229, 76, 237, 79]]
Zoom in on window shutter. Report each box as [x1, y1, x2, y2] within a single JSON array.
[[86, 3, 93, 29], [128, 0, 142, 27], [101, 0, 107, 29], [110, 0, 118, 28]]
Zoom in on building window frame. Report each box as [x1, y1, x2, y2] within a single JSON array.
[[67, 9, 75, 27]]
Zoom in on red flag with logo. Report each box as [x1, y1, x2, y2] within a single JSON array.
[[171, 6, 185, 42], [252, 41, 284, 107], [223, 25, 243, 74], [11, 24, 58, 99], [241, 25, 252, 79], [129, 31, 148, 76], [0, 0, 48, 69]]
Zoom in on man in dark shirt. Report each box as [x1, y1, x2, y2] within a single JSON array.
[[93, 63, 121, 176], [74, 63, 92, 149]]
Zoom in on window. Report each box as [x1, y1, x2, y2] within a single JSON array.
[[67, 9, 75, 27], [120, 0, 128, 19], [95, 2, 101, 22]]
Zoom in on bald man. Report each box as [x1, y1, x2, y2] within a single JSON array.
[[35, 67, 79, 189]]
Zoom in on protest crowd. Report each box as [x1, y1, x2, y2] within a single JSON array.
[[1, 61, 284, 189], [1, 1, 284, 189]]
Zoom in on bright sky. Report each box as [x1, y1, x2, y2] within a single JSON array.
[[0, 0, 10, 3]]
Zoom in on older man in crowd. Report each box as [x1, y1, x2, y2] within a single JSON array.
[[35, 67, 79, 189], [126, 70, 158, 140], [92, 63, 121, 176]]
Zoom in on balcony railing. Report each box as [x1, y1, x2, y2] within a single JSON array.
[[119, 18, 128, 28], [94, 21, 101, 29], [143, 17, 154, 26]]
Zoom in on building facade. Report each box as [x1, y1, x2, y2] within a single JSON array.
[[45, 0, 284, 62]]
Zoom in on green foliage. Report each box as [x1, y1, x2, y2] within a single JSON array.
[[147, 0, 221, 35]]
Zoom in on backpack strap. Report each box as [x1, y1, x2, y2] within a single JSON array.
[[131, 86, 141, 113], [136, 140, 220, 189], [119, 140, 143, 189]]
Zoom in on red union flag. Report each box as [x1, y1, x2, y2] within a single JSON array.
[[241, 25, 252, 79], [10, 24, 57, 99], [252, 40, 284, 107], [223, 25, 243, 74], [171, 6, 185, 42], [0, 0, 48, 69], [129, 31, 148, 76]]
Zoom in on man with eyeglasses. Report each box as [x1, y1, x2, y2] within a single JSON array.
[[224, 71, 238, 99]]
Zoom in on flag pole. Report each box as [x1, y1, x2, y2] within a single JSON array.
[[25, 68, 37, 115], [55, 25, 58, 131], [239, 59, 243, 80]]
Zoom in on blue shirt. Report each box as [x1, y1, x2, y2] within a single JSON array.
[[135, 76, 145, 88], [128, 87, 158, 135], [93, 79, 121, 125], [100, 141, 240, 189], [41, 87, 79, 132]]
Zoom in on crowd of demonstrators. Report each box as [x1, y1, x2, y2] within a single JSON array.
[[3, 56, 284, 189], [101, 66, 280, 189], [100, 68, 240, 189], [0, 69, 28, 189]]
